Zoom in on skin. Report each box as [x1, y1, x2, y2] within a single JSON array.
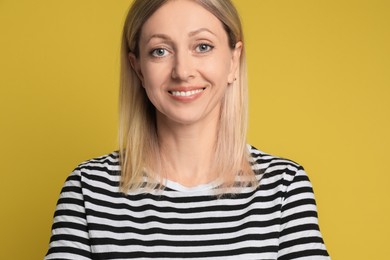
[[129, 0, 242, 186]]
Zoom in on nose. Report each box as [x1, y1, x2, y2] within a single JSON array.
[[171, 50, 195, 81]]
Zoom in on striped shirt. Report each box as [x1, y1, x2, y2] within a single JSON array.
[[45, 146, 330, 259]]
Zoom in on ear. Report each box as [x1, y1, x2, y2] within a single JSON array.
[[128, 52, 144, 85], [227, 41, 242, 84]]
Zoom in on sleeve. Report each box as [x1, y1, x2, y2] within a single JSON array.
[[44, 169, 92, 260], [277, 167, 330, 260]]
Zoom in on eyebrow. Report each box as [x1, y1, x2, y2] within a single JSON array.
[[188, 28, 216, 37], [146, 28, 216, 44], [146, 34, 172, 44]]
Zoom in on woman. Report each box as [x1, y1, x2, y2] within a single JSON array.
[[45, 0, 330, 259]]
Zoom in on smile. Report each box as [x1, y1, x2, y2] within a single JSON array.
[[169, 88, 205, 97]]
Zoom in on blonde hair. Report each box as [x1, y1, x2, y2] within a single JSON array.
[[119, 0, 256, 193]]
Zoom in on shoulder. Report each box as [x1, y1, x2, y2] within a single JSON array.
[[248, 145, 304, 172], [66, 151, 121, 188], [247, 145, 311, 189], [76, 151, 120, 171]]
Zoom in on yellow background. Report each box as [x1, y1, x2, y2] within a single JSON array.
[[0, 0, 389, 259]]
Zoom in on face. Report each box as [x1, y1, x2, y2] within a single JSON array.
[[130, 0, 242, 127]]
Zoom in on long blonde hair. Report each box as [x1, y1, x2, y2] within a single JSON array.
[[119, 0, 256, 193]]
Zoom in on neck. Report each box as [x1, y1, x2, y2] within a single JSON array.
[[156, 114, 219, 187]]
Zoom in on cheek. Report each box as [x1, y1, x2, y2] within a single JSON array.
[[201, 58, 231, 85], [141, 62, 171, 88], [143, 79, 161, 104], [140, 65, 169, 106], [140, 68, 159, 97]]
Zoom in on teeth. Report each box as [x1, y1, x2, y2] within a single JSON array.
[[170, 88, 204, 97]]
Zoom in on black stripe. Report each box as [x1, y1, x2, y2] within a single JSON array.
[[88, 219, 281, 235]]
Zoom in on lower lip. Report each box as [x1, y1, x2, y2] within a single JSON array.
[[169, 88, 205, 102]]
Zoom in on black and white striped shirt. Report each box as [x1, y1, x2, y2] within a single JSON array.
[[45, 146, 330, 259]]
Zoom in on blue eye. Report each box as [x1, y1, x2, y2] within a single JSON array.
[[151, 48, 168, 57], [196, 43, 213, 53]]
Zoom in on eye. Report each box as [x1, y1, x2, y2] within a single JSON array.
[[150, 48, 168, 57], [195, 43, 214, 53]]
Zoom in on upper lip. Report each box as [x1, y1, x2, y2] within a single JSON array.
[[167, 86, 206, 92]]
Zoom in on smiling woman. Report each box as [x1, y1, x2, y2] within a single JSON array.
[[44, 0, 330, 259], [120, 0, 251, 191]]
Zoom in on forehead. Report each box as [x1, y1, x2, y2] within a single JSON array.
[[140, 0, 227, 40]]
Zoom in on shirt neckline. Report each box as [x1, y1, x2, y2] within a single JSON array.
[[163, 178, 222, 193]]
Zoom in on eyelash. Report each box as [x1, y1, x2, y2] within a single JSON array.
[[150, 48, 168, 57], [149, 43, 214, 58], [195, 43, 214, 53]]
